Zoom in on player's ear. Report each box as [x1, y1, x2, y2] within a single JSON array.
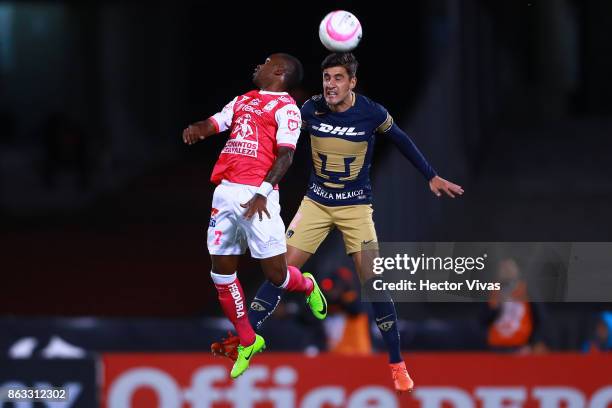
[[273, 66, 286, 77], [350, 76, 357, 90]]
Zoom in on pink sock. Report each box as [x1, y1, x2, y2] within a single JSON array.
[[280, 265, 314, 294], [211, 272, 256, 346]]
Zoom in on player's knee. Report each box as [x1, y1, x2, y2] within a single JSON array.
[[359, 268, 376, 283], [211, 266, 234, 276], [210, 257, 237, 276]]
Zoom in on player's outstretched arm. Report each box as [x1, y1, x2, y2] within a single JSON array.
[[241, 146, 295, 221], [182, 118, 217, 145], [184, 97, 235, 145], [384, 123, 464, 198]]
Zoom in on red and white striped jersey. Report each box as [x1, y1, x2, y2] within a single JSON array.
[[208, 90, 301, 187]]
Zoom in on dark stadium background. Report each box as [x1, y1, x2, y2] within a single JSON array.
[[1, 0, 611, 353]]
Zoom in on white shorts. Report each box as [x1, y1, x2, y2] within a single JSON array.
[[207, 180, 287, 259]]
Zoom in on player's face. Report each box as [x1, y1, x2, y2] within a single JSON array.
[[252, 57, 270, 88], [322, 66, 356, 107], [253, 55, 282, 88]]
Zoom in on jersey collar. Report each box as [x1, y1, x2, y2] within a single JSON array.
[[259, 90, 288, 95]]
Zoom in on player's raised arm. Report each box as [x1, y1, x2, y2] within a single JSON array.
[[378, 114, 464, 198], [183, 119, 217, 145], [183, 97, 237, 145]]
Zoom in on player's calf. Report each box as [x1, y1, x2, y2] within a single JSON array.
[[210, 271, 256, 347], [249, 280, 283, 331]]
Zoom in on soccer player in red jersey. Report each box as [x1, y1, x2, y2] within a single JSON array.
[[211, 53, 464, 392], [182, 54, 327, 379]]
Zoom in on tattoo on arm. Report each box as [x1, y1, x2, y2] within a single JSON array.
[[264, 146, 295, 186]]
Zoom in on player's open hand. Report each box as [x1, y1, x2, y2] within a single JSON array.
[[429, 176, 464, 198], [182, 124, 205, 145], [241, 194, 271, 221]]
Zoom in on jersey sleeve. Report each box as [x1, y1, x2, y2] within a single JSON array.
[[384, 123, 437, 181], [299, 96, 321, 130], [209, 97, 237, 133], [373, 102, 394, 134], [275, 104, 302, 149], [300, 99, 312, 130]]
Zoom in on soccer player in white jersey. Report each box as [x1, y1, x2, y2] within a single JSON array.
[[182, 54, 327, 379]]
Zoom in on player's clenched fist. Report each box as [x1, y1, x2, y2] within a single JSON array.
[[182, 123, 205, 145], [183, 119, 217, 145]]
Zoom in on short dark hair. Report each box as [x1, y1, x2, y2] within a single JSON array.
[[278, 53, 303, 90], [321, 52, 359, 77]]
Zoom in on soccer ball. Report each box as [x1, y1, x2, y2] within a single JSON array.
[[318, 10, 362, 52]]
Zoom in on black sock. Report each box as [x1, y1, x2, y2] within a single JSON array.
[[365, 278, 402, 364], [371, 300, 402, 363]]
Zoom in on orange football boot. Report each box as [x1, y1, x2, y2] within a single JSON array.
[[389, 361, 414, 394], [210, 331, 240, 361]]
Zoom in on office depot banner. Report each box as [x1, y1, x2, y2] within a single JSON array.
[[102, 353, 612, 408]]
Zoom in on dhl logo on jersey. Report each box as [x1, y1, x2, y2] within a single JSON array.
[[312, 123, 366, 136]]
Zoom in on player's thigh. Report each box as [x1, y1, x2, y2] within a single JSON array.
[[207, 184, 247, 256], [334, 204, 378, 255], [286, 197, 334, 254], [241, 190, 288, 259]]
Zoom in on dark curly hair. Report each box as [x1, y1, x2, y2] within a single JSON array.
[[321, 52, 358, 77]]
